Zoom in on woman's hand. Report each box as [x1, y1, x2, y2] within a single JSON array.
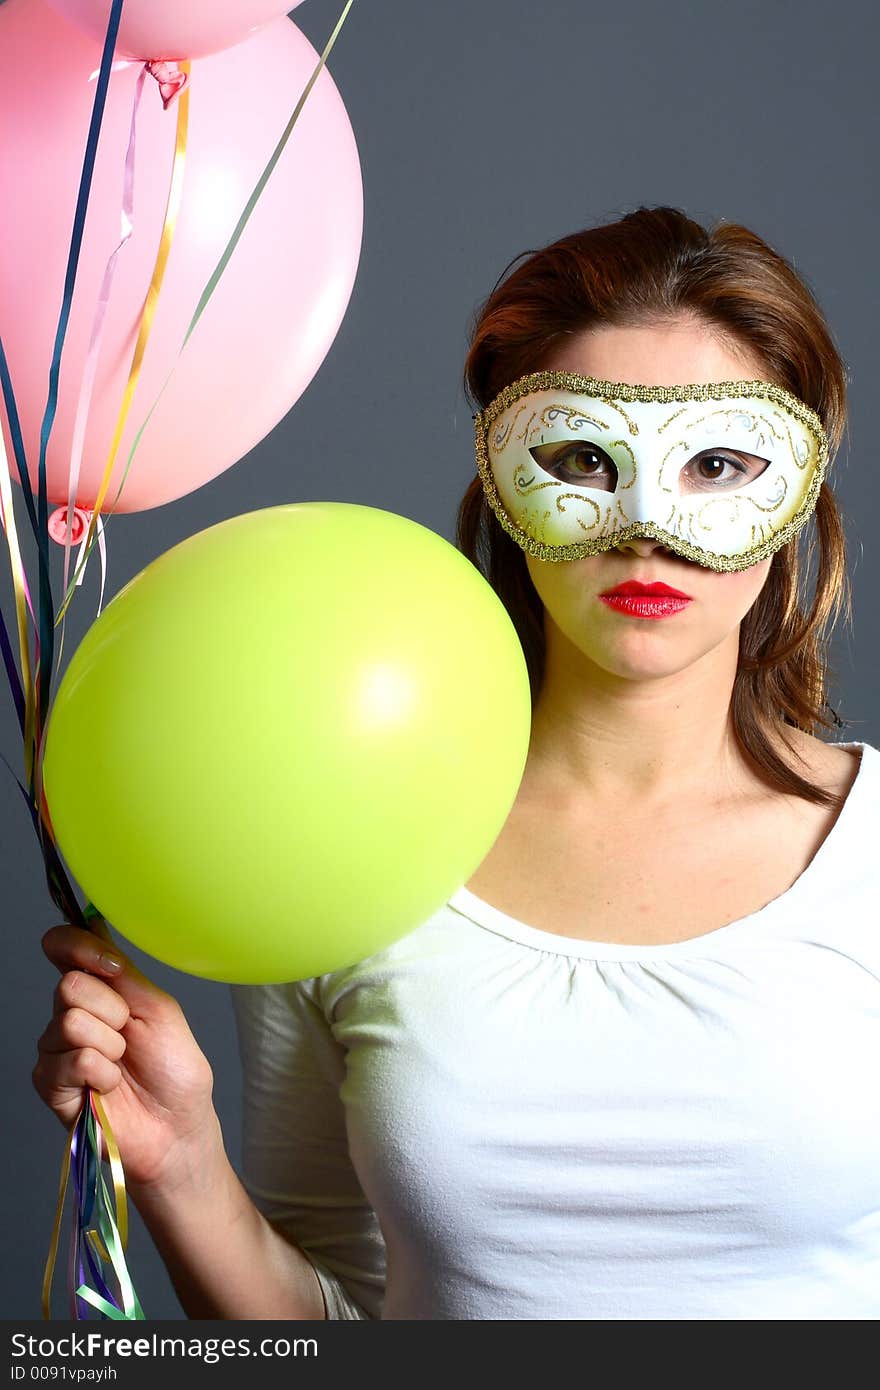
[[33, 922, 220, 1191]]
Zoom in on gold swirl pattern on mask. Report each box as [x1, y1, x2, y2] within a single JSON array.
[[492, 418, 513, 450], [673, 405, 805, 489], [683, 507, 709, 547], [666, 403, 788, 449], [692, 476, 788, 538], [492, 402, 537, 452], [596, 509, 622, 538], [658, 438, 691, 494], [513, 466, 559, 496], [537, 404, 611, 439], [531, 509, 553, 545], [604, 398, 640, 436], [656, 405, 691, 434], [747, 520, 776, 545], [534, 397, 641, 438], [473, 372, 829, 571], [577, 508, 618, 537], [663, 507, 686, 542], [554, 492, 603, 525], [691, 495, 744, 538], [773, 412, 814, 472], [691, 498, 771, 547], [609, 440, 637, 488], [752, 473, 788, 510]]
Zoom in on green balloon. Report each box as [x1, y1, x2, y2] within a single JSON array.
[[42, 504, 532, 982]]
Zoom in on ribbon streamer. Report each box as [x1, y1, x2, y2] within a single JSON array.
[[0, 400, 34, 754], [55, 64, 190, 627], [33, 0, 125, 741], [55, 61, 190, 629], [0, 337, 38, 779], [55, 64, 149, 675], [63, 0, 356, 594]]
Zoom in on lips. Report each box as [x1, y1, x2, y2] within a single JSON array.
[[598, 578, 693, 621], [600, 580, 692, 599]]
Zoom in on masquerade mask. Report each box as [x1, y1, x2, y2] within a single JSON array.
[[474, 372, 829, 572]]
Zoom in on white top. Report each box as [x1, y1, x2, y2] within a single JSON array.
[[231, 740, 880, 1321]]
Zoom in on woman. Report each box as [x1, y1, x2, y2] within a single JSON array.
[[34, 207, 880, 1320]]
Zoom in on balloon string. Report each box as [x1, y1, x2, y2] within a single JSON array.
[[41, 1118, 75, 1320], [0, 377, 36, 773], [0, 601, 25, 733], [183, 0, 356, 355], [54, 509, 109, 679], [55, 60, 191, 628], [0, 335, 39, 754], [55, 64, 149, 676], [33, 0, 125, 738], [92, 1091, 128, 1249], [65, 0, 358, 592]]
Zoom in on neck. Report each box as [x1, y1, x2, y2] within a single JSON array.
[[524, 620, 748, 806]]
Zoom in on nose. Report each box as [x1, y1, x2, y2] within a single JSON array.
[[613, 535, 670, 558]]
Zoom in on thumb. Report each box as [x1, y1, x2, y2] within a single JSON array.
[[82, 915, 182, 1021]]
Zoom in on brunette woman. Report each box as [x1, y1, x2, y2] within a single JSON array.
[[35, 206, 880, 1319]]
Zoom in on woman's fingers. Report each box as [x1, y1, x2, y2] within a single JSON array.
[[42, 923, 124, 981], [42, 923, 182, 1023], [32, 1045, 123, 1118], [39, 1009, 127, 1063], [52, 970, 130, 1030], [33, 1004, 127, 1125]]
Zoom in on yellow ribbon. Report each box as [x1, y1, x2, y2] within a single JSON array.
[[92, 1091, 128, 1249], [40, 1119, 75, 1320]]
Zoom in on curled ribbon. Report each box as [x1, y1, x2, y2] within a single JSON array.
[[55, 56, 191, 630]]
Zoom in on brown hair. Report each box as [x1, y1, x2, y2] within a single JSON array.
[[456, 205, 853, 808]]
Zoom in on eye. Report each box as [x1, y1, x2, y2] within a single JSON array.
[[529, 441, 618, 492], [681, 449, 771, 491]]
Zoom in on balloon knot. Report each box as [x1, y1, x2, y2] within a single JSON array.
[[48, 507, 92, 546], [145, 59, 189, 110]]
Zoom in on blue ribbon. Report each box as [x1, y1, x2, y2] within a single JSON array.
[[33, 0, 125, 732]]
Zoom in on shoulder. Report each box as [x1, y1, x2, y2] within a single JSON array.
[[231, 904, 481, 1031], [780, 729, 869, 801]]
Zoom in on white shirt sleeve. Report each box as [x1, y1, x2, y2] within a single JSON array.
[[230, 978, 386, 1320]]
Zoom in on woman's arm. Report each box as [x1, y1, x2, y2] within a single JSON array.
[[231, 980, 386, 1321], [127, 1120, 326, 1319]]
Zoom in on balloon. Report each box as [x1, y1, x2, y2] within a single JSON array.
[[0, 0, 362, 513], [42, 505, 533, 983], [46, 0, 306, 61]]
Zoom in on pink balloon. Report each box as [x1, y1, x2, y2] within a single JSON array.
[[46, 0, 306, 61], [0, 0, 362, 513]]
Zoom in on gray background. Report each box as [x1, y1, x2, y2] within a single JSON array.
[[4, 0, 878, 1320]]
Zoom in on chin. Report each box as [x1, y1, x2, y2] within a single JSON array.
[[603, 657, 697, 682], [586, 639, 710, 682]]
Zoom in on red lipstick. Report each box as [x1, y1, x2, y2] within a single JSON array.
[[598, 579, 692, 620]]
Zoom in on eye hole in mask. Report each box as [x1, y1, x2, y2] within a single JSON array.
[[528, 441, 772, 494]]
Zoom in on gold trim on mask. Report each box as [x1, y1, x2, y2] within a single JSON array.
[[473, 372, 830, 573]]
